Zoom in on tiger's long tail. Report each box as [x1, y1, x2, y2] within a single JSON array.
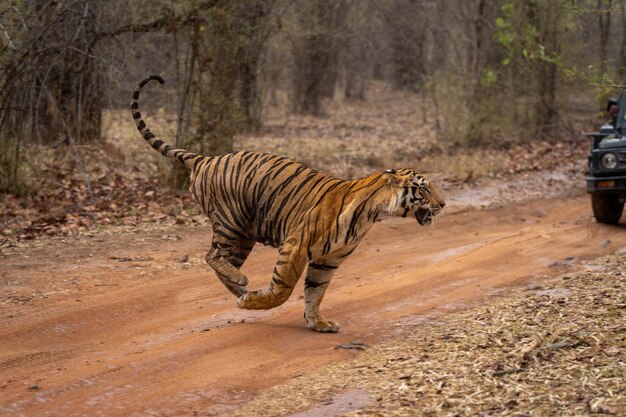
[[131, 75, 204, 170]]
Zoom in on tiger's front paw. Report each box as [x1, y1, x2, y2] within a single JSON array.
[[237, 292, 260, 309], [237, 290, 283, 310], [307, 319, 340, 333]]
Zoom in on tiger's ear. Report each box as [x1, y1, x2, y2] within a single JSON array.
[[383, 169, 408, 187]]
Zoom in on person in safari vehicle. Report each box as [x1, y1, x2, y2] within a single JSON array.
[[586, 83, 626, 224]]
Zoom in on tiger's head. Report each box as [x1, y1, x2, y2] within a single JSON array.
[[383, 169, 446, 226]]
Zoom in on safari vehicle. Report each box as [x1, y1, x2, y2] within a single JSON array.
[[586, 84, 626, 224]]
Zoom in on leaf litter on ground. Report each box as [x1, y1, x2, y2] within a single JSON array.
[[220, 255, 625, 417]]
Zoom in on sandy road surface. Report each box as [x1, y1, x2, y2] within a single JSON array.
[[1, 190, 624, 417]]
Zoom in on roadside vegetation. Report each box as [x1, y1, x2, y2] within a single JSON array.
[[0, 88, 588, 243], [222, 255, 625, 417], [0, 1, 624, 243]]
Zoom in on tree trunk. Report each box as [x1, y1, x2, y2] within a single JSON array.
[[344, 40, 368, 101], [389, 0, 428, 91], [619, 0, 626, 82], [236, 0, 272, 130], [598, 0, 613, 77], [470, 0, 487, 78], [195, 4, 239, 156], [292, 0, 346, 115], [527, 0, 560, 139]]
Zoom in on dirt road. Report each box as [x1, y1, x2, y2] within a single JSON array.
[[1, 190, 624, 417]]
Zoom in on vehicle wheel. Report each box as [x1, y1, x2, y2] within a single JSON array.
[[591, 194, 624, 224]]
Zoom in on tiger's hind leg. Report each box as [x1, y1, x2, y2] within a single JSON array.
[[303, 262, 340, 333], [238, 237, 306, 310], [206, 236, 255, 298]]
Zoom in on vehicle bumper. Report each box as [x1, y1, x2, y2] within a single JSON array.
[[586, 175, 626, 193]]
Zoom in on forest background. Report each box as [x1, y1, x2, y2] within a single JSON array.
[[0, 0, 625, 238]]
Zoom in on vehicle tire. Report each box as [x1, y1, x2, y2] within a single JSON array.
[[591, 194, 624, 224]]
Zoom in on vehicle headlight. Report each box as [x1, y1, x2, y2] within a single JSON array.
[[601, 152, 618, 169]]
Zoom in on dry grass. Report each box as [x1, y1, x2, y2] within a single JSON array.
[[221, 256, 625, 417]]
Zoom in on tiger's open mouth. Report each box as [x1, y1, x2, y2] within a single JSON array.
[[415, 207, 433, 226]]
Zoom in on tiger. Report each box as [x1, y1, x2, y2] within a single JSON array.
[[131, 75, 446, 333]]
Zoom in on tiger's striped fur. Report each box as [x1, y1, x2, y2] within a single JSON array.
[[131, 75, 445, 332]]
